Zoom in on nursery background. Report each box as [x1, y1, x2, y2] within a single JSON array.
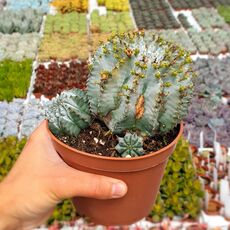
[[0, 0, 230, 229]]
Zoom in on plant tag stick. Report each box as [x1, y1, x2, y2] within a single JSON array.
[[214, 141, 222, 168], [213, 167, 218, 191], [199, 131, 204, 150]]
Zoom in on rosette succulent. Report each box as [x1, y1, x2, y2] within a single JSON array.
[[47, 31, 196, 157]]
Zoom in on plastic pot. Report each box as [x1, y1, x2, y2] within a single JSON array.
[[47, 121, 183, 226]]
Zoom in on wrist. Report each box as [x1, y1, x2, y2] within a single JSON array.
[[0, 182, 20, 230]]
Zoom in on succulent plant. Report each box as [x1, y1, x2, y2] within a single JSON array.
[[46, 89, 91, 136], [0, 33, 40, 61], [0, 59, 32, 102], [0, 9, 43, 34], [6, 0, 50, 12], [115, 133, 144, 157], [88, 31, 195, 136], [34, 61, 88, 98], [218, 5, 230, 24], [38, 33, 90, 61], [50, 0, 88, 13], [47, 31, 195, 157], [151, 137, 204, 221], [130, 0, 180, 30]]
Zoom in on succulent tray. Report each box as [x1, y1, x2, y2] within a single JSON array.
[[6, 0, 51, 12], [50, 0, 88, 13], [0, 9, 43, 34], [33, 60, 88, 98], [0, 99, 25, 137], [97, 0, 130, 11], [44, 13, 87, 34], [168, 0, 230, 10], [130, 0, 181, 30], [183, 57, 230, 147], [192, 7, 227, 29], [90, 10, 135, 33], [0, 33, 40, 61], [20, 97, 48, 137], [0, 59, 32, 102], [194, 58, 230, 97], [218, 5, 230, 24], [156, 29, 230, 55], [38, 33, 90, 61]]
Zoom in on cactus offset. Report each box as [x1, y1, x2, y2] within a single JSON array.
[[115, 133, 144, 157], [46, 89, 91, 136], [87, 31, 195, 136]]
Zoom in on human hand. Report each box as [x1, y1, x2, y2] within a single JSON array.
[[0, 121, 127, 230]]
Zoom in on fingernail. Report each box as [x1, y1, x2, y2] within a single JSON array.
[[112, 182, 127, 198]]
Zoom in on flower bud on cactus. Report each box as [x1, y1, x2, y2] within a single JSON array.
[[46, 89, 91, 136], [87, 31, 195, 136], [115, 133, 144, 157]]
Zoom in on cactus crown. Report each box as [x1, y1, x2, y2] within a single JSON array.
[[87, 31, 195, 136]]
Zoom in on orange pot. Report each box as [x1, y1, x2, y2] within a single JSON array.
[[47, 121, 183, 226]]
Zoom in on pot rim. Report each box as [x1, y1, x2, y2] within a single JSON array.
[[46, 120, 183, 161]]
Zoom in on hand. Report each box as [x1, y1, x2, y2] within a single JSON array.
[[0, 121, 127, 230]]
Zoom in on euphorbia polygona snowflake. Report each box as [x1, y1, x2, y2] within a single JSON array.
[[47, 31, 196, 157]]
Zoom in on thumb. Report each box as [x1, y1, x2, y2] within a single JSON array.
[[51, 166, 128, 200]]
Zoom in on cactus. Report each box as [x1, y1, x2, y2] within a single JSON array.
[[46, 89, 91, 136], [47, 31, 195, 157], [115, 133, 144, 157], [87, 31, 195, 136]]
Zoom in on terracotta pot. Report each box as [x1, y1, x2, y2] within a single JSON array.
[[47, 121, 183, 226]]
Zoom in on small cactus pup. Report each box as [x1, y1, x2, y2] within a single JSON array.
[[115, 133, 144, 158], [87, 30, 195, 156], [46, 89, 91, 137]]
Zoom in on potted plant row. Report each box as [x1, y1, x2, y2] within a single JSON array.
[[192, 8, 226, 29], [0, 33, 40, 61], [0, 9, 43, 34], [50, 0, 88, 13], [46, 30, 196, 225], [6, 0, 50, 12], [0, 59, 32, 102], [33, 60, 88, 98], [130, 0, 180, 30]]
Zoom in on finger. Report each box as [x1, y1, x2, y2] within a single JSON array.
[[29, 120, 50, 142], [51, 167, 127, 200]]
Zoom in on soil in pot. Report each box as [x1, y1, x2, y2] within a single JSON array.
[[56, 120, 179, 157]]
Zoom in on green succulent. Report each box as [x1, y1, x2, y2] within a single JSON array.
[[46, 89, 91, 136], [115, 133, 144, 157], [47, 31, 195, 157], [151, 138, 204, 221], [88, 31, 195, 135], [0, 59, 32, 102]]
